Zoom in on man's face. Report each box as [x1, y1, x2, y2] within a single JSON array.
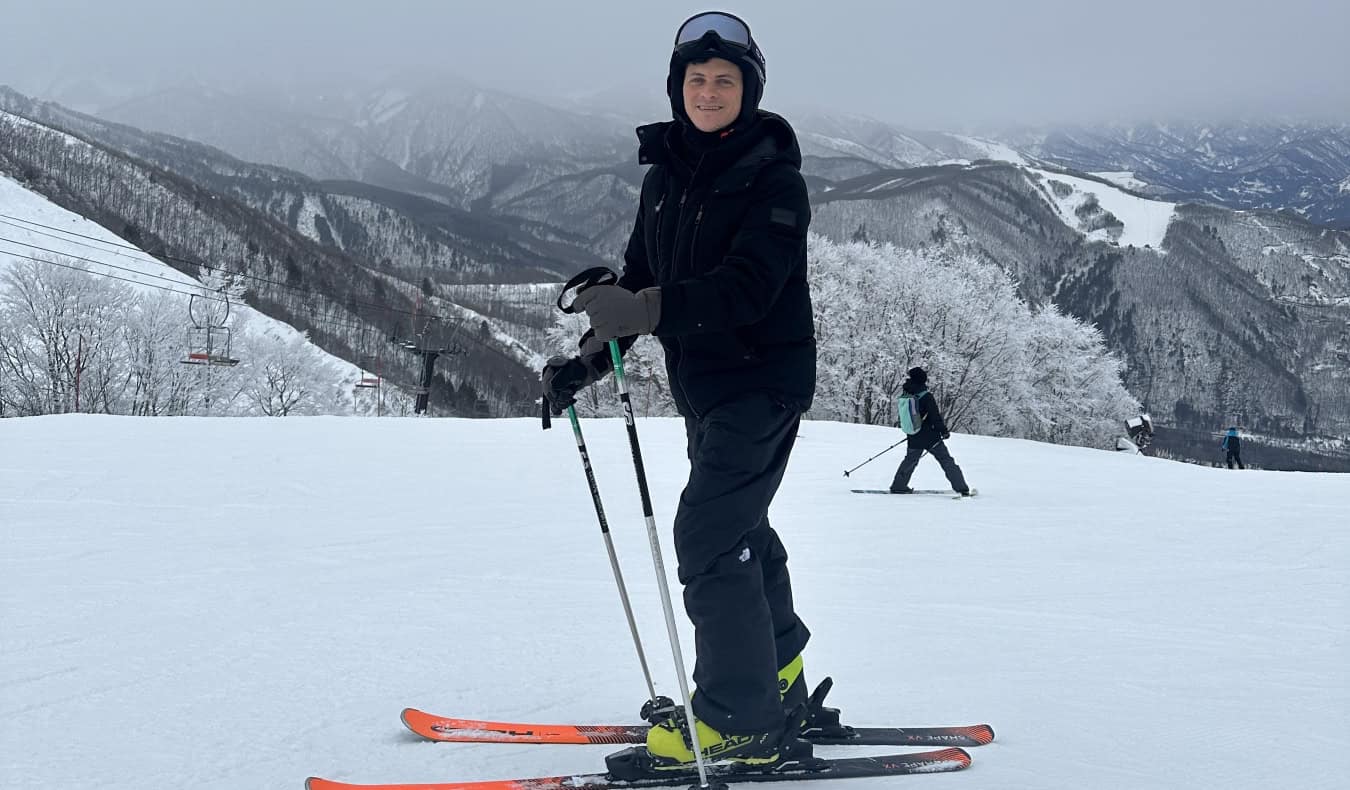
[[682, 57, 743, 132]]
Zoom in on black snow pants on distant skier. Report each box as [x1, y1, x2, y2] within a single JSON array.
[[890, 440, 969, 492], [675, 391, 811, 736]]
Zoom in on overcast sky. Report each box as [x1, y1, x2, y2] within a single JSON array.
[[3, 0, 1348, 128]]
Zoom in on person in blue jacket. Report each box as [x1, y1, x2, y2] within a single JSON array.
[[1222, 427, 1244, 469]]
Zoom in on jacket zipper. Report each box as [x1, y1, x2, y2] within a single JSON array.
[[652, 194, 666, 273], [668, 188, 700, 418], [690, 204, 704, 267]]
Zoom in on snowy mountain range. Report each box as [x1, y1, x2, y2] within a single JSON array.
[[1000, 121, 1350, 228], [2, 82, 1348, 463], [93, 74, 632, 213], [72, 77, 1350, 229]]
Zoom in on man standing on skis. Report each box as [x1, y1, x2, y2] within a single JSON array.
[[540, 10, 821, 772], [889, 367, 972, 496]]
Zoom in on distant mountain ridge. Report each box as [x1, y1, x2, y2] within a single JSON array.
[[999, 121, 1350, 228], [3, 84, 1348, 457], [79, 77, 1350, 229], [807, 161, 1350, 441]]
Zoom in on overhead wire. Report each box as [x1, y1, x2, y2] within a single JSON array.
[[0, 212, 454, 325], [0, 233, 500, 360]]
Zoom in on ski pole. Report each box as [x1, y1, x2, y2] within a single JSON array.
[[554, 265, 711, 785], [543, 400, 663, 705], [843, 436, 908, 477], [607, 338, 714, 789]]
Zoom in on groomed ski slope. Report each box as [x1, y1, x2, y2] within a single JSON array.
[[1, 415, 1346, 789]]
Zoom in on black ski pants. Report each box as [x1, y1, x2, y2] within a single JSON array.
[[1226, 450, 1244, 469], [891, 439, 969, 492], [675, 392, 810, 735]]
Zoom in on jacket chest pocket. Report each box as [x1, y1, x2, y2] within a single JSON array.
[[686, 196, 749, 276]]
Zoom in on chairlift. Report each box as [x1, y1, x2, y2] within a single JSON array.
[[181, 293, 240, 367]]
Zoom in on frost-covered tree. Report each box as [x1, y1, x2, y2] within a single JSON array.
[[808, 234, 1138, 449], [0, 257, 354, 418], [235, 330, 346, 416], [121, 290, 196, 416], [1017, 306, 1141, 446], [811, 237, 1024, 432], [0, 257, 133, 415]]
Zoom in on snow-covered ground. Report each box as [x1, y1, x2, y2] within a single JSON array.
[[2, 416, 1346, 789], [1090, 171, 1150, 192], [953, 135, 1030, 166], [1026, 168, 1176, 249]]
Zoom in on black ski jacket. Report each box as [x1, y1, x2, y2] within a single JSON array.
[[902, 378, 949, 450], [616, 112, 815, 417]]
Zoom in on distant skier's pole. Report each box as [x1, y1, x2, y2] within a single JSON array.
[[844, 436, 908, 477], [608, 338, 714, 789]]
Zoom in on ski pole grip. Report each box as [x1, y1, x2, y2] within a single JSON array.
[[608, 339, 624, 380], [557, 266, 619, 314], [541, 398, 552, 430]]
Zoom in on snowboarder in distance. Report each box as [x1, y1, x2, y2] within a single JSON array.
[[890, 367, 972, 496], [1222, 427, 1245, 469]]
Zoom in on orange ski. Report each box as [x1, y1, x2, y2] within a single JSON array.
[[401, 707, 993, 748], [401, 708, 648, 745], [306, 747, 973, 789]]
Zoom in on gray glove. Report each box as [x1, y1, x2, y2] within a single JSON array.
[[573, 285, 661, 341]]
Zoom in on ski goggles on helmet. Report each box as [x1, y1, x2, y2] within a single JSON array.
[[673, 11, 765, 82], [675, 11, 753, 48]]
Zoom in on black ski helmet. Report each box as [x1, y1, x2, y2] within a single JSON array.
[[667, 11, 766, 128]]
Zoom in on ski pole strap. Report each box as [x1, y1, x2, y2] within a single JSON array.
[[557, 266, 619, 314]]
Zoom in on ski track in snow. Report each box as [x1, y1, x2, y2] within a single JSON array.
[[1, 416, 1347, 790]]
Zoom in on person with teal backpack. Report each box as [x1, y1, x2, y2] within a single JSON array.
[[889, 367, 971, 495]]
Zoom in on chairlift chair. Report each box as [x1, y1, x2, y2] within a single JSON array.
[[181, 293, 241, 367]]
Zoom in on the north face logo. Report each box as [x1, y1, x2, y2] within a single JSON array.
[[738, 547, 751, 562]]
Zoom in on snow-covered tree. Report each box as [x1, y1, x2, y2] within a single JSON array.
[[1016, 305, 1140, 447], [234, 330, 346, 416], [0, 257, 133, 415], [121, 290, 197, 415], [0, 257, 354, 418], [808, 234, 1138, 449]]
